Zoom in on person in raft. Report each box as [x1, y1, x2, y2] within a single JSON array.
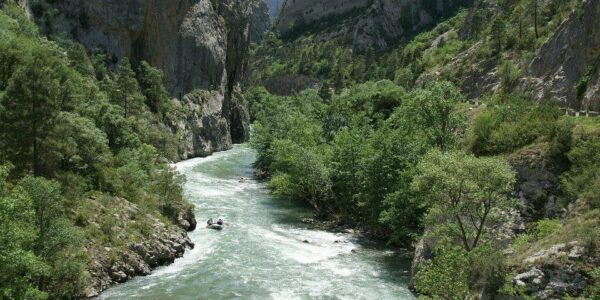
[[206, 217, 227, 229]]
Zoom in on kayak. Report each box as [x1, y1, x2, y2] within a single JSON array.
[[208, 224, 224, 230]]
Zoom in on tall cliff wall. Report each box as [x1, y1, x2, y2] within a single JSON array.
[[29, 0, 268, 159], [277, 0, 472, 51]]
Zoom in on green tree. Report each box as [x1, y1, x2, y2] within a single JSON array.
[[18, 177, 86, 297], [401, 81, 466, 151], [0, 165, 49, 300], [67, 43, 95, 78], [114, 58, 145, 118], [0, 52, 63, 176], [137, 61, 172, 119], [328, 128, 366, 218], [491, 18, 506, 53], [414, 244, 470, 299], [528, 0, 539, 38], [412, 150, 516, 251]]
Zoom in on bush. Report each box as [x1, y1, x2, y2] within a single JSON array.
[[498, 60, 521, 92], [469, 94, 561, 155], [414, 244, 470, 299]]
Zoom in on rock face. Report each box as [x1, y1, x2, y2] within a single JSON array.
[[250, 0, 271, 43], [30, 0, 266, 159], [508, 143, 563, 220], [525, 0, 600, 111], [81, 197, 195, 298], [511, 241, 591, 299], [277, 0, 471, 51]]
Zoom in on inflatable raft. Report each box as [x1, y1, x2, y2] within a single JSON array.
[[208, 224, 224, 230]]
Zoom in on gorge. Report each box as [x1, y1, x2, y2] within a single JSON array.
[[0, 0, 599, 299]]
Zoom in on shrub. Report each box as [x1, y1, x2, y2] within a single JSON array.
[[414, 244, 470, 299]]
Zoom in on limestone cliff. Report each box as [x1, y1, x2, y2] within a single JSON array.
[[250, 0, 271, 43], [29, 0, 268, 159], [277, 0, 471, 51], [524, 0, 600, 111]]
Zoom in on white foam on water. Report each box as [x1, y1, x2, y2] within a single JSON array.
[[99, 145, 416, 300]]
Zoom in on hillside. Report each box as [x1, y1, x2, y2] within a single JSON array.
[[247, 0, 600, 298], [0, 0, 265, 298]]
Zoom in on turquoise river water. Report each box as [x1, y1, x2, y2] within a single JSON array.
[[99, 145, 415, 300]]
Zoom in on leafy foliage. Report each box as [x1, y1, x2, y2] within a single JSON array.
[[250, 80, 466, 241], [0, 5, 190, 298]]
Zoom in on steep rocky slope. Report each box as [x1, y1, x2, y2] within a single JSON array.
[[250, 0, 271, 43], [81, 196, 196, 297], [524, 0, 600, 111], [277, 0, 471, 51], [29, 0, 269, 160], [267, 0, 285, 19]]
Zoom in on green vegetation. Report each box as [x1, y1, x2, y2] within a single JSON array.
[[248, 0, 598, 298], [250, 80, 467, 241], [0, 4, 189, 298]]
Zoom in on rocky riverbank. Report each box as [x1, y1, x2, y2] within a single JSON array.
[[79, 196, 197, 298]]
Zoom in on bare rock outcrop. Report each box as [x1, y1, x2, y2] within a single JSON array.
[[277, 0, 471, 51], [524, 0, 600, 111], [511, 241, 591, 299], [80, 196, 196, 298]]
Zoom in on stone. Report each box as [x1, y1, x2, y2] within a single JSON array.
[[110, 271, 128, 283], [81, 197, 197, 296], [513, 267, 545, 292]]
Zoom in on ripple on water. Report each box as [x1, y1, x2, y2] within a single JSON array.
[[99, 145, 415, 300]]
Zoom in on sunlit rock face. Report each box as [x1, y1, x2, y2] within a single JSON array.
[[524, 0, 600, 111], [30, 0, 265, 158], [277, 0, 471, 51]]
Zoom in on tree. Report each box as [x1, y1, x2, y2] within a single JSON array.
[[528, 0, 539, 38], [328, 128, 365, 217], [414, 244, 470, 299], [18, 177, 86, 297], [0, 165, 49, 300], [137, 61, 172, 119], [114, 58, 145, 118], [513, 3, 526, 40], [45, 112, 111, 177], [0, 52, 63, 176], [401, 81, 466, 151], [491, 18, 506, 54], [67, 43, 94, 78], [412, 150, 516, 251]]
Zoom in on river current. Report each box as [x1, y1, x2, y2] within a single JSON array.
[[99, 145, 415, 300]]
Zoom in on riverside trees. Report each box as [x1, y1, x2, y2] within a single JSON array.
[[0, 5, 190, 298], [249, 80, 469, 239]]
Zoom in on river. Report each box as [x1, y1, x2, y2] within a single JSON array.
[[99, 145, 415, 299]]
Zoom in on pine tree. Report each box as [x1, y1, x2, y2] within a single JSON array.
[[0, 53, 62, 176], [115, 58, 145, 118]]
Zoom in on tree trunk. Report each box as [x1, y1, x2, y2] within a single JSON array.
[[534, 0, 539, 39], [519, 19, 523, 39], [32, 101, 39, 176]]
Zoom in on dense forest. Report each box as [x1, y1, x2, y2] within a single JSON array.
[[247, 0, 600, 298], [0, 4, 191, 298]]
